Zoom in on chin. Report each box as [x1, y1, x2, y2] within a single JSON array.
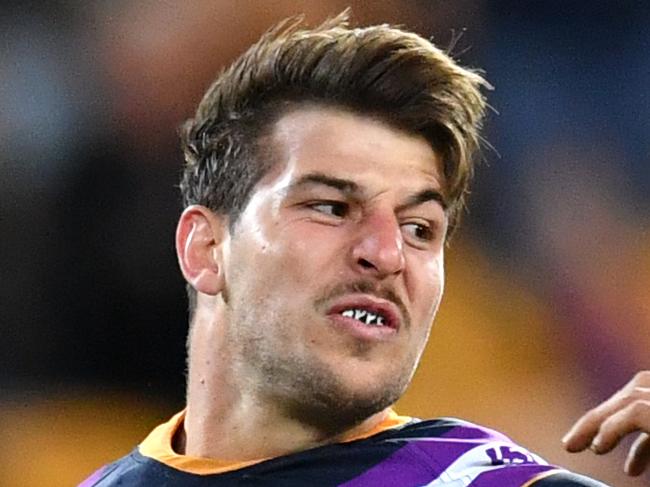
[[257, 343, 415, 434], [282, 367, 410, 436], [335, 355, 417, 403]]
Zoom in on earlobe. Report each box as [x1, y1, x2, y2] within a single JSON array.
[[175, 205, 228, 296]]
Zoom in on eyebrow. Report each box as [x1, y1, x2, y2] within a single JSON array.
[[286, 171, 447, 210], [397, 188, 448, 211], [286, 172, 360, 195]]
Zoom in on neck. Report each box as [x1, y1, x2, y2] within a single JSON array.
[[181, 305, 391, 461], [184, 391, 391, 461]]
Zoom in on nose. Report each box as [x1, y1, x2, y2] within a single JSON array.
[[351, 209, 405, 278]]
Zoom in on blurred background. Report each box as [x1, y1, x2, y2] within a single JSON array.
[[1, 1, 648, 486]]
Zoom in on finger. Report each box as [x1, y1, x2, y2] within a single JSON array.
[[563, 410, 605, 452], [563, 396, 630, 452], [628, 371, 650, 389], [592, 400, 650, 454], [625, 433, 650, 476], [563, 383, 650, 452]]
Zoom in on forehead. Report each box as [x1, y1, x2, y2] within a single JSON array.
[[264, 105, 444, 192]]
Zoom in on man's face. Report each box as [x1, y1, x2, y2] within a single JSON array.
[[220, 106, 447, 430]]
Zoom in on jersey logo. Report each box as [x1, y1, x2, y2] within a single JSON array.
[[485, 445, 535, 465], [421, 441, 547, 487]]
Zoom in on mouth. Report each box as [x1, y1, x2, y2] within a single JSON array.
[[326, 295, 401, 338]]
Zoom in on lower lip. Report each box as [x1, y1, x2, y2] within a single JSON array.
[[326, 314, 398, 341]]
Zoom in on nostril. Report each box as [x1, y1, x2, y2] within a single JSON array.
[[358, 258, 375, 269]]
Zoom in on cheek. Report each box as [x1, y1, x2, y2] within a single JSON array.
[[411, 253, 445, 317], [274, 223, 344, 278], [229, 227, 324, 304]]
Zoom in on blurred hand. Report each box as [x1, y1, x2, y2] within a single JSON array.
[[563, 371, 650, 477]]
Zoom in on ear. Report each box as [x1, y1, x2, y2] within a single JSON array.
[[175, 205, 228, 296]]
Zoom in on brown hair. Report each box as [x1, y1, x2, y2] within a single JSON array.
[[179, 12, 489, 311]]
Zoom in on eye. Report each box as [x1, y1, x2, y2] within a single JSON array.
[[401, 221, 435, 243], [308, 201, 349, 218]]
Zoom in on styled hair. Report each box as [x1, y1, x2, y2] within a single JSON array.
[[179, 12, 489, 311]]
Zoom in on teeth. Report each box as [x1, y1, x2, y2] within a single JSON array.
[[340, 308, 385, 326]]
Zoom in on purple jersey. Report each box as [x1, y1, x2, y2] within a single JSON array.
[[80, 412, 608, 486]]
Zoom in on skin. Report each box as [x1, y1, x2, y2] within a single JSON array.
[[175, 106, 448, 461], [563, 371, 650, 476]]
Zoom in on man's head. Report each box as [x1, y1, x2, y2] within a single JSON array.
[[176, 13, 488, 432], [179, 13, 488, 243]]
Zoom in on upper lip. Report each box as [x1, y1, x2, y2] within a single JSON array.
[[326, 294, 403, 331]]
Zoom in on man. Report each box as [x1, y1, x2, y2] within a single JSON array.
[[81, 13, 608, 486]]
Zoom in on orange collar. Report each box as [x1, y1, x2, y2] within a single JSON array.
[[139, 409, 412, 475]]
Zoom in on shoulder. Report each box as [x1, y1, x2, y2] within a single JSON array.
[[365, 417, 610, 486], [77, 449, 179, 487]]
